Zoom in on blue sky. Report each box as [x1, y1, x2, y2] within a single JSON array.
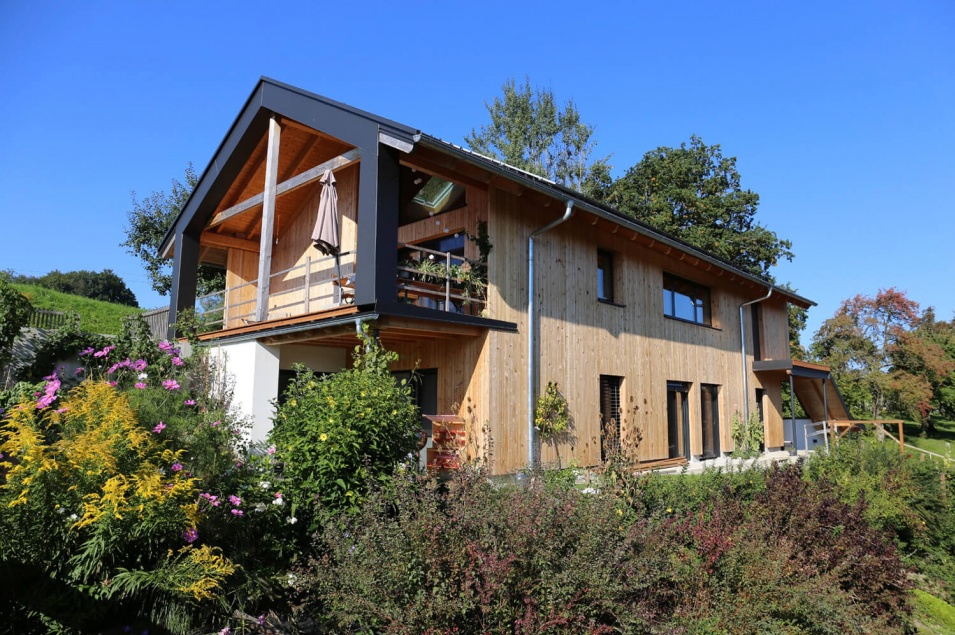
[[1, 0, 952, 344]]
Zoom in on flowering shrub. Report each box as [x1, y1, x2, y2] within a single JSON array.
[[0, 337, 296, 634], [270, 325, 421, 530]]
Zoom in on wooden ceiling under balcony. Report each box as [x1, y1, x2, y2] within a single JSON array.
[[199, 119, 354, 262]]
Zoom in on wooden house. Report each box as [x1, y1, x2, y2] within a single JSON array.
[[161, 77, 830, 475]]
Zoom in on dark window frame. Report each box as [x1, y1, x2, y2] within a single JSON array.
[[700, 383, 721, 459], [597, 249, 615, 304], [663, 273, 712, 326]]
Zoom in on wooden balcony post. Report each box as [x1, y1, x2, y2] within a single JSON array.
[[304, 255, 312, 314], [255, 116, 281, 322]]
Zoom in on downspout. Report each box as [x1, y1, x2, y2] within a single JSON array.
[[527, 199, 574, 469], [739, 287, 773, 439]]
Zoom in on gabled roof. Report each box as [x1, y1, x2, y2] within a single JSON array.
[[161, 77, 814, 309]]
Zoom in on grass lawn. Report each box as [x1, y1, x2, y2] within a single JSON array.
[[902, 418, 955, 463], [914, 589, 955, 635], [13, 284, 141, 336]]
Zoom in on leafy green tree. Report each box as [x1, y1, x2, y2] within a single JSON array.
[[122, 165, 224, 296], [809, 288, 945, 427], [0, 275, 32, 371], [466, 77, 611, 194], [17, 269, 138, 307], [608, 135, 793, 279], [890, 308, 955, 430]]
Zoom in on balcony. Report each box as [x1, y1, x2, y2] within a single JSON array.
[[195, 250, 356, 330], [396, 242, 486, 317]]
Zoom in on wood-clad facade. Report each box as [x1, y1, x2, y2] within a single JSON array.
[[161, 78, 814, 476]]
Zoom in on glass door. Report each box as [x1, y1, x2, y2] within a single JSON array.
[[667, 382, 690, 460]]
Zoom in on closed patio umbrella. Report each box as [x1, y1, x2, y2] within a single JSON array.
[[311, 169, 344, 301]]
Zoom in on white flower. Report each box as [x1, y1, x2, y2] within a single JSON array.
[[138, 373, 148, 380], [581, 487, 600, 495], [287, 516, 298, 524], [255, 503, 267, 513], [272, 497, 284, 506], [258, 481, 271, 489], [68, 513, 79, 521], [57, 507, 66, 514]]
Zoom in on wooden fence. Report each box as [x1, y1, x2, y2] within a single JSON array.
[[140, 307, 170, 341], [28, 309, 78, 330]]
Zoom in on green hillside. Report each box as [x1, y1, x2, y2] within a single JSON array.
[[13, 283, 141, 335]]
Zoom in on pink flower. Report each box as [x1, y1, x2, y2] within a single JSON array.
[[183, 527, 199, 543], [74, 367, 85, 376], [107, 381, 117, 387], [184, 399, 196, 406], [131, 359, 147, 371], [54, 408, 68, 414], [135, 382, 147, 390], [228, 495, 242, 507], [93, 345, 115, 358], [153, 422, 166, 433], [230, 509, 244, 517], [200, 492, 220, 507], [162, 379, 180, 391], [172, 357, 184, 367], [79, 347, 95, 356], [274, 492, 283, 499], [267, 445, 276, 455], [210, 420, 220, 427], [171, 462, 183, 472]]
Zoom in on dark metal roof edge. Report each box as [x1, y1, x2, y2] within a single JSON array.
[[197, 311, 379, 346], [159, 77, 422, 254], [160, 79, 269, 254], [259, 77, 418, 142], [416, 134, 815, 308]]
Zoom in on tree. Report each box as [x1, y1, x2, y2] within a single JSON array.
[[466, 77, 611, 194], [17, 269, 138, 307], [0, 275, 32, 372], [122, 165, 224, 296], [808, 288, 952, 430], [890, 309, 955, 430], [608, 136, 793, 279]]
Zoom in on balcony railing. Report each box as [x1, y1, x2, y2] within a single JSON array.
[[196, 251, 355, 329], [396, 242, 486, 316]]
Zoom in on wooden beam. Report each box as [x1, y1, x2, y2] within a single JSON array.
[[209, 149, 361, 228], [255, 117, 281, 322], [201, 232, 259, 253], [399, 156, 488, 190]]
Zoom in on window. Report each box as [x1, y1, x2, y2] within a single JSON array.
[[700, 384, 720, 459], [751, 304, 762, 360], [597, 250, 615, 303], [663, 274, 711, 325], [667, 381, 690, 460], [599, 375, 623, 461]]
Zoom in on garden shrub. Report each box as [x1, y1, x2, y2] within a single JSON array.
[[294, 463, 912, 635], [270, 325, 421, 529], [805, 435, 955, 602]]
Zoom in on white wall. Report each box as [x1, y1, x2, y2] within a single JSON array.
[[209, 339, 281, 441], [207, 341, 348, 442]]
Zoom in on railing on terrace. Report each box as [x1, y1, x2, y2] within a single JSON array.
[[397, 242, 486, 316], [195, 251, 356, 329]]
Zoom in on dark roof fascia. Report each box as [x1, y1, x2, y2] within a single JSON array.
[[159, 77, 420, 255], [753, 359, 831, 380], [376, 300, 518, 332], [414, 134, 815, 309]]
